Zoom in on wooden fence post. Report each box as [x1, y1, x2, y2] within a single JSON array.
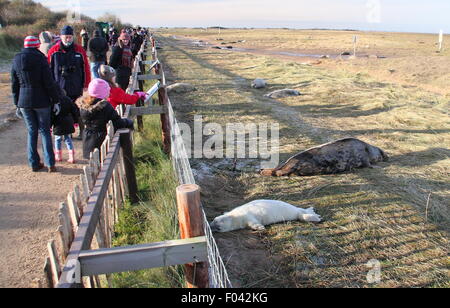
[[155, 61, 171, 155], [176, 184, 209, 288], [119, 130, 139, 204]]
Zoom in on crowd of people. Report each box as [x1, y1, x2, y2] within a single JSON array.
[[11, 25, 149, 172]]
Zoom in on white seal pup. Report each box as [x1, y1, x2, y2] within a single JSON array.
[[210, 200, 321, 232], [252, 79, 267, 89]]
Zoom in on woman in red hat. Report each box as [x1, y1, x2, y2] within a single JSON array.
[[11, 36, 60, 172], [109, 31, 134, 91]]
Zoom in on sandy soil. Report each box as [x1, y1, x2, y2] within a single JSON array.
[[0, 107, 86, 287]]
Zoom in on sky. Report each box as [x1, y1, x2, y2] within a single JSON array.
[[34, 0, 450, 34]]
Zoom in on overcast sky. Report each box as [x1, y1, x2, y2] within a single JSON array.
[[34, 0, 450, 33]]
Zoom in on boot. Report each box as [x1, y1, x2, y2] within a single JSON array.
[[55, 150, 63, 162], [68, 149, 75, 164]]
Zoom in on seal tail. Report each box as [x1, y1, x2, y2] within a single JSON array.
[[260, 168, 276, 176]]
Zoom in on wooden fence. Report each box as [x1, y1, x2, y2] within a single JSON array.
[[41, 36, 210, 288]]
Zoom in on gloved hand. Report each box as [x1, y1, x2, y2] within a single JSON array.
[[136, 92, 149, 100], [15, 108, 23, 119], [125, 118, 134, 130], [53, 103, 61, 116]]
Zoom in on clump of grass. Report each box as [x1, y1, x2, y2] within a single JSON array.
[[111, 115, 185, 288]]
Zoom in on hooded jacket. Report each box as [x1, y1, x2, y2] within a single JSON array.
[[52, 94, 80, 136], [47, 41, 91, 98], [109, 43, 133, 91], [88, 30, 109, 62], [39, 31, 53, 57], [11, 48, 60, 108], [77, 94, 133, 158]]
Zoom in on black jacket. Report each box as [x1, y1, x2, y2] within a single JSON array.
[[48, 42, 90, 99], [81, 33, 89, 50], [131, 34, 143, 57], [88, 32, 109, 62], [77, 94, 133, 158], [109, 45, 132, 90], [11, 48, 59, 108], [52, 95, 80, 136]]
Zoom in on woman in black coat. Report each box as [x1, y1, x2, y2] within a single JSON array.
[[11, 36, 60, 172], [109, 32, 133, 91], [76, 79, 133, 159]]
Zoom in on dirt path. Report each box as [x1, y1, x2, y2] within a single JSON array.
[[0, 115, 86, 287]]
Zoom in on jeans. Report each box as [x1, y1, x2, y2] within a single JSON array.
[[20, 107, 55, 168], [90, 61, 105, 79], [55, 135, 74, 151]]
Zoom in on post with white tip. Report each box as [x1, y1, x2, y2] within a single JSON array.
[[439, 30, 444, 53], [176, 184, 209, 288]]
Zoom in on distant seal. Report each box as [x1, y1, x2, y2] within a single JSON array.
[[264, 89, 300, 99], [252, 79, 267, 89], [166, 83, 196, 94], [260, 138, 388, 177], [210, 200, 321, 232]]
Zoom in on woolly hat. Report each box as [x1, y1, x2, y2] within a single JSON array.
[[61, 25, 74, 36], [88, 79, 111, 100], [24, 36, 40, 48], [98, 65, 116, 83]]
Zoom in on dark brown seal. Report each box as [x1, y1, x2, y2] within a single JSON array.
[[261, 138, 388, 177]]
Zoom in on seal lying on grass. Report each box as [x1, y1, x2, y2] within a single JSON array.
[[264, 89, 301, 99], [210, 200, 321, 232], [260, 138, 388, 177]]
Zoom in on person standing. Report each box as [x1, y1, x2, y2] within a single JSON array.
[[47, 25, 91, 139], [52, 89, 80, 164], [88, 30, 109, 79], [131, 29, 143, 58], [109, 32, 133, 91], [110, 29, 119, 47], [11, 36, 60, 172], [80, 28, 89, 51], [38, 31, 53, 57]]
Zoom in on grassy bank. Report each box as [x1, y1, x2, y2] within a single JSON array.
[[0, 32, 21, 58], [111, 115, 185, 288]]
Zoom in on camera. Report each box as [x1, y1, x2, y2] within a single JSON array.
[[61, 65, 76, 78]]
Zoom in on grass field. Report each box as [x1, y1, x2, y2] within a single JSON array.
[[154, 28, 449, 288], [111, 115, 185, 288], [165, 28, 450, 96]]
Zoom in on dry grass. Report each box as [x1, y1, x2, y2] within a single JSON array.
[[155, 29, 449, 288], [162, 28, 450, 96]]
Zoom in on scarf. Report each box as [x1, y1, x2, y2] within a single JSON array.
[[121, 46, 133, 68]]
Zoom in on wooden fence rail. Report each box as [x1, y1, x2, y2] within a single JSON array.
[[41, 35, 210, 288]]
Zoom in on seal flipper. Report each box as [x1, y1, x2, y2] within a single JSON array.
[[248, 223, 266, 231], [247, 218, 266, 231]]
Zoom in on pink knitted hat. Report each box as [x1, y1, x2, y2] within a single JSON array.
[[88, 79, 111, 100]]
